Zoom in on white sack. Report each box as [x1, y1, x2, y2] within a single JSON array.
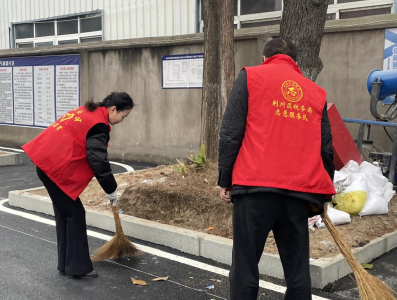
[[359, 192, 389, 216], [316, 204, 351, 228]]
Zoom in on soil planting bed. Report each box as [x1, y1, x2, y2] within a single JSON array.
[[30, 163, 397, 259]]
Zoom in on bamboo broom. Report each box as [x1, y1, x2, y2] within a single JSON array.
[[323, 215, 396, 299], [92, 205, 140, 262]]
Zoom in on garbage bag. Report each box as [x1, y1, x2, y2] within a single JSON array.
[[359, 192, 389, 216], [316, 204, 351, 228], [332, 190, 367, 215]]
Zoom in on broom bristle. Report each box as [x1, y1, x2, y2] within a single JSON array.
[[91, 205, 140, 262], [92, 233, 140, 262], [324, 215, 397, 300]]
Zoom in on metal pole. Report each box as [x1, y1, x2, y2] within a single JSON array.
[[389, 127, 397, 185], [357, 124, 365, 156]]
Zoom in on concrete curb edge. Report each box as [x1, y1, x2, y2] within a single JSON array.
[[0, 151, 22, 166], [8, 188, 397, 289]]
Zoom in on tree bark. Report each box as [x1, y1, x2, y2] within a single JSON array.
[[201, 0, 235, 161], [280, 0, 329, 81]]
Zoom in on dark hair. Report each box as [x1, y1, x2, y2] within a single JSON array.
[[85, 92, 134, 112], [263, 38, 297, 62]]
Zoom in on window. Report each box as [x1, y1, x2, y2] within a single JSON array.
[[338, 0, 366, 3], [15, 23, 34, 39], [340, 7, 391, 19], [17, 43, 33, 48], [241, 0, 282, 14], [58, 19, 78, 35], [35, 41, 53, 47], [58, 39, 78, 45], [80, 15, 102, 33], [13, 11, 103, 48], [241, 19, 281, 28], [80, 36, 102, 43], [35, 22, 55, 37]]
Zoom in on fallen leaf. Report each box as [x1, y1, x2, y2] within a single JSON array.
[[131, 278, 147, 286], [362, 263, 373, 269], [208, 227, 214, 231], [204, 179, 209, 184], [152, 276, 169, 282]]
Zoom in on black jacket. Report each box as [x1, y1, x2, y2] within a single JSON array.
[[86, 123, 117, 194], [218, 69, 335, 212]]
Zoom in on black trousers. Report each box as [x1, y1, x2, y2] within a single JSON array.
[[36, 167, 93, 276], [230, 192, 311, 300]]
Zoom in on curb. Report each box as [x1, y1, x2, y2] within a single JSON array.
[[0, 151, 22, 166], [8, 188, 397, 289]]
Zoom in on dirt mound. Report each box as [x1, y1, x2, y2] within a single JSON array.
[[118, 162, 233, 239], [30, 164, 397, 259]]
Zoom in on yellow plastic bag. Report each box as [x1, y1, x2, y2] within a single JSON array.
[[332, 191, 367, 215]]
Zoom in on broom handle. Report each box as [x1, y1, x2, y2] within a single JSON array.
[[111, 205, 125, 237], [323, 215, 364, 272]]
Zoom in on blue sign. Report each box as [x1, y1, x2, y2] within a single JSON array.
[[0, 54, 80, 128], [383, 29, 397, 104]]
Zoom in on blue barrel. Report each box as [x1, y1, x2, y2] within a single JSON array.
[[367, 69, 397, 100]]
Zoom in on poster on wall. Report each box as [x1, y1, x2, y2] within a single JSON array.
[[162, 53, 204, 88], [383, 28, 397, 104], [0, 55, 80, 128]]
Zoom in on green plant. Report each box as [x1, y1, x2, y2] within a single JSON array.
[[173, 144, 208, 175], [187, 143, 207, 170], [173, 158, 187, 176]]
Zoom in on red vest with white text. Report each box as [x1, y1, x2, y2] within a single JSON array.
[[22, 106, 110, 200], [232, 55, 336, 197]]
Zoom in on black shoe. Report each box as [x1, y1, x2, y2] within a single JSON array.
[[67, 270, 98, 279]]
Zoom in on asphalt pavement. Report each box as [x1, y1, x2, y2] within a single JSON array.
[[1, 148, 397, 300]]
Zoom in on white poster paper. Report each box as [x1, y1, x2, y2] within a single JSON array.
[[0, 67, 13, 124], [13, 66, 33, 125], [56, 65, 79, 119], [34, 66, 55, 126]]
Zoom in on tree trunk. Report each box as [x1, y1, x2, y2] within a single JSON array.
[[280, 0, 329, 81], [201, 0, 235, 161]]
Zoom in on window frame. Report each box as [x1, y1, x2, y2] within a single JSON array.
[[12, 10, 103, 49], [199, 0, 394, 31]]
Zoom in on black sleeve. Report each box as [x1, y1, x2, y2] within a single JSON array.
[[218, 69, 248, 187], [321, 102, 335, 189], [86, 123, 117, 194]]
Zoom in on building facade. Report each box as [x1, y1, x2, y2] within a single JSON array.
[[0, 0, 396, 50]]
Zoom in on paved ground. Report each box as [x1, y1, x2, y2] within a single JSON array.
[[1, 148, 397, 300]]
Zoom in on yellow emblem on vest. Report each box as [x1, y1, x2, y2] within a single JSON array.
[[60, 112, 75, 122], [281, 80, 303, 102]]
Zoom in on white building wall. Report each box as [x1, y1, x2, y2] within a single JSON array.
[[0, 0, 198, 50]]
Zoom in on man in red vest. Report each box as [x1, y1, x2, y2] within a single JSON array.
[[218, 38, 336, 300]]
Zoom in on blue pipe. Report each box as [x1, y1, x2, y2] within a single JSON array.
[[101, 9, 104, 41], [10, 22, 14, 49], [195, 0, 200, 33]]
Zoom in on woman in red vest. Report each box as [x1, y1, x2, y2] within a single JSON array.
[[22, 92, 133, 279]]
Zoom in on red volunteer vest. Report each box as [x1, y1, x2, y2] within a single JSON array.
[[232, 55, 336, 197], [22, 106, 110, 200]]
